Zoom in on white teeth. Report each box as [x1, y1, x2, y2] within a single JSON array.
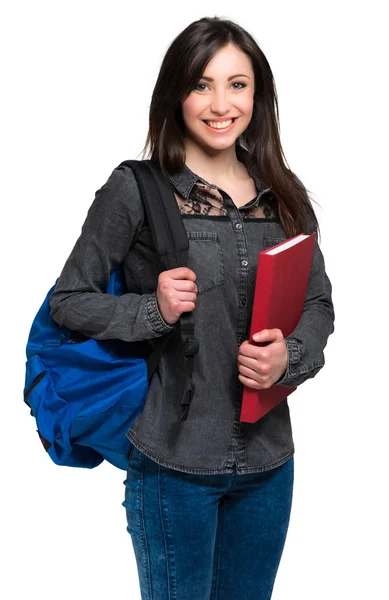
[[206, 119, 234, 129]]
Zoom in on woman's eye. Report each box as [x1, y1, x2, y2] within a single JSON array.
[[194, 83, 208, 91], [232, 82, 246, 90]]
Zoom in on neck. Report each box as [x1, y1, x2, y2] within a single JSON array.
[[184, 138, 246, 183]]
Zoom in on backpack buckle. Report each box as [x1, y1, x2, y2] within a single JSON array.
[[183, 336, 199, 357]]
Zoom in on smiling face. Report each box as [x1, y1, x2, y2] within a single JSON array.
[[182, 43, 255, 154]]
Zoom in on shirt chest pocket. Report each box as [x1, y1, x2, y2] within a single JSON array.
[[262, 236, 287, 251], [186, 232, 225, 293]]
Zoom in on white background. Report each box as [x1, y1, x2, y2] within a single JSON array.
[[2, 1, 388, 598]]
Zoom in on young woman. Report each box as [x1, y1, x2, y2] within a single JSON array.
[[50, 16, 335, 600]]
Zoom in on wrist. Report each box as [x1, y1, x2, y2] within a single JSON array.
[[146, 293, 175, 333]]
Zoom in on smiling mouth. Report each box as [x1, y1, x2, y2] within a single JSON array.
[[203, 118, 238, 130]]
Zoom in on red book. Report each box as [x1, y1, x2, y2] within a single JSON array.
[[240, 232, 316, 423]]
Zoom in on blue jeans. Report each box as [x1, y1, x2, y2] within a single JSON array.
[[123, 446, 294, 600]]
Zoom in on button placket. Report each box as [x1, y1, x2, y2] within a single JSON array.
[[228, 207, 250, 388]]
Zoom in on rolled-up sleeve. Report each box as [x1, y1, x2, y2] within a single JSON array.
[[49, 165, 174, 342]]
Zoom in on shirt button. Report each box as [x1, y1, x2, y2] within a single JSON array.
[[241, 259, 248, 267], [235, 223, 242, 229], [241, 297, 247, 306]]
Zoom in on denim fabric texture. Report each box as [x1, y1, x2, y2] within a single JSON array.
[[123, 444, 294, 600], [50, 145, 335, 475]]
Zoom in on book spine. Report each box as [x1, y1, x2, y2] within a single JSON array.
[[249, 253, 275, 341], [243, 254, 276, 421]]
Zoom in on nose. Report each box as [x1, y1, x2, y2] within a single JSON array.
[[210, 88, 231, 115]]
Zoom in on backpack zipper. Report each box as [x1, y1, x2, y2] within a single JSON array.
[[24, 371, 47, 403]]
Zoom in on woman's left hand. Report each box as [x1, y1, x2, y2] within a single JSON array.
[[237, 329, 288, 390]]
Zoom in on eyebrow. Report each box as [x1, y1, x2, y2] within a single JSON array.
[[199, 74, 251, 82]]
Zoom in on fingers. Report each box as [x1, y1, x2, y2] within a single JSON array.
[[172, 280, 198, 294], [158, 285, 198, 304], [174, 291, 198, 303], [237, 335, 288, 390], [178, 300, 197, 313], [252, 328, 283, 343], [239, 340, 269, 361], [238, 355, 271, 377], [238, 353, 262, 371], [158, 273, 198, 295], [238, 373, 263, 390], [237, 355, 272, 389], [156, 268, 198, 325], [160, 267, 197, 282]]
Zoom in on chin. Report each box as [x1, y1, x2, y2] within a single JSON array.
[[204, 138, 240, 153], [194, 132, 241, 152]]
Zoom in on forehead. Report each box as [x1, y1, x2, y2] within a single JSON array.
[[202, 44, 253, 78]]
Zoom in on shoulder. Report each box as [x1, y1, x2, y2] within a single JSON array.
[[100, 161, 142, 206], [90, 160, 146, 224]]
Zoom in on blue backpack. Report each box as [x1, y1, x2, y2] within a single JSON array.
[[23, 160, 197, 470]]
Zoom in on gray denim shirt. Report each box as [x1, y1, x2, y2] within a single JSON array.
[[50, 148, 335, 475]]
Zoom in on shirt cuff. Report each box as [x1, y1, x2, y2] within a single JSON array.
[[274, 338, 300, 386], [146, 292, 175, 334]]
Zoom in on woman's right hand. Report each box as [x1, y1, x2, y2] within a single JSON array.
[[156, 267, 198, 325]]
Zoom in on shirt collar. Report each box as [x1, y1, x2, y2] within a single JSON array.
[[167, 144, 269, 200]]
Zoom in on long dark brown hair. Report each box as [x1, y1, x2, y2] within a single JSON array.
[[142, 16, 320, 240]]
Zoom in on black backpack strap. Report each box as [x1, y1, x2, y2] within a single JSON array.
[[117, 159, 198, 422], [123, 160, 189, 269], [179, 313, 199, 421]]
